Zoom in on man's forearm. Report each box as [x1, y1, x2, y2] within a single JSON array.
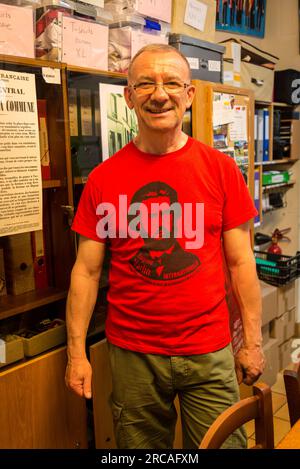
[[66, 269, 99, 360], [228, 255, 262, 348]]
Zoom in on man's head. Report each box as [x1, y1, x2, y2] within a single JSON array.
[[124, 44, 195, 134]]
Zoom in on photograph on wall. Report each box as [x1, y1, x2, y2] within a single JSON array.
[[216, 0, 266, 38], [99, 83, 138, 161]]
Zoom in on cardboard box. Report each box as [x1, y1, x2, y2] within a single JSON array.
[[260, 281, 278, 326], [4, 233, 35, 296], [0, 335, 24, 369], [171, 0, 216, 43], [277, 283, 296, 317], [290, 119, 300, 160], [219, 38, 278, 102], [169, 34, 224, 82], [279, 338, 294, 371], [262, 323, 270, 346], [259, 338, 279, 387], [18, 319, 66, 357], [270, 308, 296, 345], [223, 60, 241, 88]]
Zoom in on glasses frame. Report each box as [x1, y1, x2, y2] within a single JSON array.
[[129, 82, 191, 95]]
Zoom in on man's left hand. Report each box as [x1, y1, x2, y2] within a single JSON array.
[[234, 345, 266, 385]]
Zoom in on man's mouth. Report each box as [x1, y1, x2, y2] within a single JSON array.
[[146, 108, 173, 114]]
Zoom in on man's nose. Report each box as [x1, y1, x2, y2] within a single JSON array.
[[150, 84, 169, 101]]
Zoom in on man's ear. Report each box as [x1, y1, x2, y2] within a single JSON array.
[[185, 85, 196, 110], [124, 86, 135, 110]]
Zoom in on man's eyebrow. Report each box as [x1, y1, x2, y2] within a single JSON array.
[[133, 75, 183, 82]]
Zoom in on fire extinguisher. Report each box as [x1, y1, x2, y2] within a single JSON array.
[[255, 228, 291, 258], [267, 228, 291, 256]]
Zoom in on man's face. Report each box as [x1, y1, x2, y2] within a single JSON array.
[[124, 51, 195, 134]]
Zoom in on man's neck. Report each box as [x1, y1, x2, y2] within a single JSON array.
[[133, 129, 188, 155]]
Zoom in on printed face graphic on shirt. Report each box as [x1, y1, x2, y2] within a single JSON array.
[[128, 181, 201, 283]]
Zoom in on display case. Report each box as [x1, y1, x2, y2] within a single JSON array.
[[0, 55, 87, 448], [191, 80, 255, 199]]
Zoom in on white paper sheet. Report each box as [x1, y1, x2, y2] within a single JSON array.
[[184, 0, 208, 32], [0, 69, 42, 236]]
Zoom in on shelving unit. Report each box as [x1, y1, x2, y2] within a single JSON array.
[[263, 181, 295, 191], [0, 55, 85, 448]]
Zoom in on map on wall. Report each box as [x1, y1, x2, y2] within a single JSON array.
[[216, 0, 266, 38]]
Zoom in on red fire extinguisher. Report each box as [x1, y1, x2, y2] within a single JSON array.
[[267, 228, 291, 255]]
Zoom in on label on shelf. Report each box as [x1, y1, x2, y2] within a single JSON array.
[[208, 60, 221, 72], [42, 68, 61, 85], [186, 57, 200, 70]]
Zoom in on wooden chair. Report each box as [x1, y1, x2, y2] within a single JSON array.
[[199, 382, 274, 449], [283, 363, 300, 427]]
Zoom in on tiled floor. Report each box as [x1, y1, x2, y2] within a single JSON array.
[[247, 365, 294, 448]]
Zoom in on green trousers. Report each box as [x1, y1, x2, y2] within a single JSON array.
[[107, 342, 247, 449]]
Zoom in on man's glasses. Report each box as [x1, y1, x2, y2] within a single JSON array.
[[129, 81, 190, 96]]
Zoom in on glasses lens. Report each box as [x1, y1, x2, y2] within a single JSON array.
[[164, 82, 185, 94], [133, 82, 187, 95], [135, 83, 156, 94]]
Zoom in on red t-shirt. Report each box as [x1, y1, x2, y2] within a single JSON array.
[[72, 137, 257, 355]]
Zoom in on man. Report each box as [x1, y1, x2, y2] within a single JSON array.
[[65, 44, 265, 449]]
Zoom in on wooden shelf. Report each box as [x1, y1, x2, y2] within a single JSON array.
[[0, 288, 68, 321], [42, 179, 62, 189], [255, 159, 298, 165], [74, 176, 88, 185], [263, 181, 295, 191]]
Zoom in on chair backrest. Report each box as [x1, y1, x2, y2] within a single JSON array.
[[199, 382, 274, 449], [283, 363, 300, 427]]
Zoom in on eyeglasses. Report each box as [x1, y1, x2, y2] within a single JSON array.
[[129, 81, 190, 96]]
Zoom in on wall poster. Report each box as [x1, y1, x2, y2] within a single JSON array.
[[99, 83, 138, 161], [216, 0, 266, 38], [0, 69, 42, 237]]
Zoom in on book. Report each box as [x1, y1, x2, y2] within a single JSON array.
[[37, 99, 51, 180]]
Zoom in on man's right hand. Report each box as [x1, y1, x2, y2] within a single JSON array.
[[65, 357, 92, 399]]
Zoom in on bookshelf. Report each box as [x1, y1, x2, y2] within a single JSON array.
[[0, 56, 86, 448]]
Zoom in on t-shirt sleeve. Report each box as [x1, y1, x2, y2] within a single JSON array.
[[71, 176, 107, 243], [222, 157, 258, 232]]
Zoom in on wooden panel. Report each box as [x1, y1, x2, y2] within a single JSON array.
[[192, 80, 213, 145], [90, 338, 116, 449], [0, 347, 88, 448]]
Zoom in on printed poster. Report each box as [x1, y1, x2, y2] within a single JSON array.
[[0, 69, 42, 236]]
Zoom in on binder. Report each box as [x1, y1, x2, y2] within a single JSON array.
[[4, 233, 35, 295], [37, 99, 51, 180], [257, 109, 264, 162], [263, 108, 270, 161], [254, 109, 258, 161], [31, 230, 48, 290], [0, 247, 7, 296], [254, 168, 261, 227]]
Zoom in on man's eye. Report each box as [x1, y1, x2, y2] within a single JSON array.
[[165, 82, 181, 88], [136, 82, 154, 89]]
